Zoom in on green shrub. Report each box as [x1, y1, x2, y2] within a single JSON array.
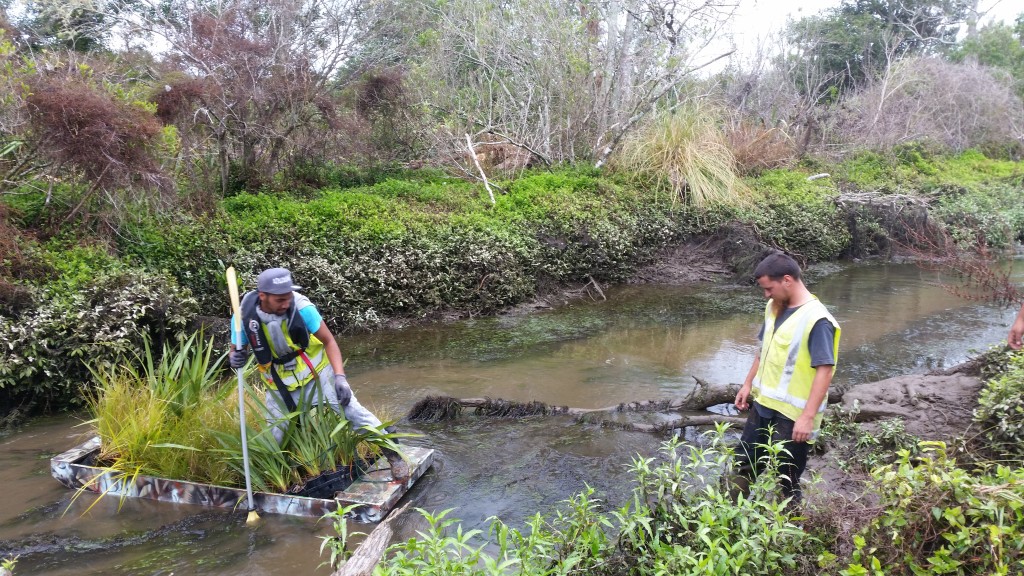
[[933, 184, 1024, 249], [816, 407, 922, 473], [840, 443, 1024, 575], [974, 350, 1024, 459], [0, 254, 197, 412], [746, 170, 851, 261]]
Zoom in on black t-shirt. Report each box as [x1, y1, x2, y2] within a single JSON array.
[[756, 304, 836, 367]]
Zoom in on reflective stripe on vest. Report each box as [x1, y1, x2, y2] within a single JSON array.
[[753, 297, 840, 431], [256, 318, 331, 391]]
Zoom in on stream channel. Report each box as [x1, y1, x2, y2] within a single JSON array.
[[1, 261, 1021, 575]]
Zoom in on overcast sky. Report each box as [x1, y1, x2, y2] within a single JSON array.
[[729, 0, 1023, 49]]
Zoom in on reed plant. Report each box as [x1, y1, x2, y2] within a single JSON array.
[[613, 101, 749, 207], [85, 332, 240, 487], [213, 387, 405, 493]]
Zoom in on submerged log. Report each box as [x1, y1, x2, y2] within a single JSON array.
[[406, 376, 848, 433], [406, 377, 755, 432]]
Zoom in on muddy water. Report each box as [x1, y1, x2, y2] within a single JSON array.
[[1, 262, 1019, 574]]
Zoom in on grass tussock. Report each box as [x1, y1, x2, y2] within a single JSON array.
[[613, 101, 749, 207], [86, 331, 408, 496], [86, 332, 240, 486]]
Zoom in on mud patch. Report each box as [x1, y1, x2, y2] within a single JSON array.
[[840, 373, 983, 441]]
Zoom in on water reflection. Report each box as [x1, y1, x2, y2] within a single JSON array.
[[1, 261, 1019, 574]]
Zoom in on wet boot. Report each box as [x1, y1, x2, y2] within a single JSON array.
[[384, 448, 410, 482], [724, 473, 751, 503]]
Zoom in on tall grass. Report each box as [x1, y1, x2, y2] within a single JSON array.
[[87, 330, 407, 496], [613, 101, 749, 207], [86, 332, 240, 486]]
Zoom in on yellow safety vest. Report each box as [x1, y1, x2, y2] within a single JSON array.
[[256, 319, 331, 392], [752, 297, 840, 438]]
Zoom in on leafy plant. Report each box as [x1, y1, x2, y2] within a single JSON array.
[[974, 350, 1024, 459], [318, 503, 367, 569], [841, 442, 1024, 575]]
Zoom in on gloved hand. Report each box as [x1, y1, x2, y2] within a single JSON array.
[[229, 347, 251, 369], [334, 374, 352, 407]]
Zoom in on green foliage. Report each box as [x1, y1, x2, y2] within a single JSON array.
[[331, 426, 815, 575], [745, 169, 851, 261], [86, 332, 239, 486], [613, 103, 749, 208], [933, 184, 1024, 248], [0, 245, 197, 412], [319, 504, 366, 569], [816, 407, 922, 472], [840, 442, 1024, 575], [974, 350, 1024, 459]]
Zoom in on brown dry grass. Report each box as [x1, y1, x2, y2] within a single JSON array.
[[725, 122, 796, 176]]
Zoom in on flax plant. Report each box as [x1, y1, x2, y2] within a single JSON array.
[[85, 332, 241, 488], [614, 101, 749, 207], [85, 330, 407, 500], [213, 381, 407, 494]]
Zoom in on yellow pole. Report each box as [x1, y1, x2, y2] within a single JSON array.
[[227, 266, 260, 524]]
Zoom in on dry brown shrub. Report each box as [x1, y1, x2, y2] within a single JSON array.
[[836, 57, 1024, 154], [27, 78, 163, 187], [153, 76, 216, 124], [725, 121, 796, 176]]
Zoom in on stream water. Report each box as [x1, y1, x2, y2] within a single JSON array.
[[1, 261, 1020, 575]]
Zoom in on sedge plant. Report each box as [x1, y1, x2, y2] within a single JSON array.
[[612, 101, 750, 208]]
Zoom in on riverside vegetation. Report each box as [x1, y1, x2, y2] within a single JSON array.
[[3, 149, 1023, 415], [322, 350, 1024, 575]]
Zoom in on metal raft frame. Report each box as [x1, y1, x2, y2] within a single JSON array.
[[50, 437, 434, 523]]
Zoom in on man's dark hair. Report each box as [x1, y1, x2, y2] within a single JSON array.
[[753, 252, 802, 281]]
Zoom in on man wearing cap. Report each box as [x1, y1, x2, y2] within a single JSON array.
[[228, 267, 409, 480]]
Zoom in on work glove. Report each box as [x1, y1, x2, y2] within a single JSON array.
[[229, 347, 251, 369], [334, 374, 352, 407]]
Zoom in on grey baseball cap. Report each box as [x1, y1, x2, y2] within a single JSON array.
[[257, 268, 302, 294]]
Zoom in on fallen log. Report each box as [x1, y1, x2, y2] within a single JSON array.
[[332, 501, 411, 576], [407, 377, 746, 422], [592, 415, 748, 433]]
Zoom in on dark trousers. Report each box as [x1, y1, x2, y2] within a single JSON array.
[[733, 403, 810, 503]]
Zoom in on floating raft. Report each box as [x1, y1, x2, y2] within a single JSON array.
[[50, 437, 434, 522]]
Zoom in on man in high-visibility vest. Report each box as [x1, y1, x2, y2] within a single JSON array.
[[229, 267, 409, 481], [733, 252, 840, 505]]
